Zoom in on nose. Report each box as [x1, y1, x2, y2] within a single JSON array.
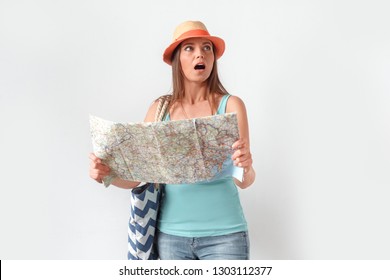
[[196, 48, 205, 59]]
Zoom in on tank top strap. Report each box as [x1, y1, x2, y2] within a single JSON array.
[[216, 94, 231, 115], [165, 94, 231, 119]]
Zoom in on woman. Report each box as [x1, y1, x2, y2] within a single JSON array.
[[89, 21, 256, 259]]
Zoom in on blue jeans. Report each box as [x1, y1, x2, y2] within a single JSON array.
[[156, 231, 250, 260]]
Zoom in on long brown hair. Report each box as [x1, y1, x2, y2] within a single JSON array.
[[167, 44, 229, 114]]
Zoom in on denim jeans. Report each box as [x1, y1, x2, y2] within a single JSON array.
[[156, 231, 250, 260]]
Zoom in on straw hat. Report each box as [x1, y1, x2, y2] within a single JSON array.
[[163, 21, 225, 65]]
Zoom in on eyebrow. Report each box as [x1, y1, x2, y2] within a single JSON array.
[[182, 41, 212, 46]]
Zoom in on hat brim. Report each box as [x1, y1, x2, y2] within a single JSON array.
[[163, 35, 225, 65]]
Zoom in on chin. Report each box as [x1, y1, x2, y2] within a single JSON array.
[[191, 75, 211, 83]]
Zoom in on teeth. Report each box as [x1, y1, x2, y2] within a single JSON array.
[[194, 64, 205, 70]]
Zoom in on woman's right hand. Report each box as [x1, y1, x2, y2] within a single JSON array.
[[89, 153, 110, 184]]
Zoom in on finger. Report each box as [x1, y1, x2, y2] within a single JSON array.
[[231, 147, 249, 160], [89, 153, 102, 163], [90, 161, 110, 172], [90, 161, 100, 170], [232, 139, 245, 150], [231, 149, 240, 160], [236, 157, 253, 168], [90, 169, 110, 179], [90, 161, 97, 169], [233, 151, 252, 165], [89, 171, 100, 181], [91, 170, 110, 179], [89, 153, 97, 161]]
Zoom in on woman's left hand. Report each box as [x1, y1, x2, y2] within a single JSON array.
[[231, 138, 253, 173]]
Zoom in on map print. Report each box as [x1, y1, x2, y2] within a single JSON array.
[[90, 113, 244, 186]]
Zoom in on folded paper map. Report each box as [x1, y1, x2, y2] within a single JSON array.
[[90, 113, 243, 186]]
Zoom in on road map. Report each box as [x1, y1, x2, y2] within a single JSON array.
[[90, 113, 243, 186]]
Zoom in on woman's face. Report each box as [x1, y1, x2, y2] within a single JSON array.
[[179, 38, 214, 84]]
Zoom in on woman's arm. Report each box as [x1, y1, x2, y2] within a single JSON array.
[[226, 95, 256, 189]]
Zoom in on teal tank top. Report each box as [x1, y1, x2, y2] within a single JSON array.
[[158, 94, 248, 237]]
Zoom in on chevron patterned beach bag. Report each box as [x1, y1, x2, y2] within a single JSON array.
[[127, 95, 170, 260], [127, 183, 163, 260]]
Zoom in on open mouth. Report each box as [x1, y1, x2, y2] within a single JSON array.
[[194, 64, 206, 70]]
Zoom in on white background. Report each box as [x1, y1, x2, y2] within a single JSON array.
[[1, 0, 389, 259]]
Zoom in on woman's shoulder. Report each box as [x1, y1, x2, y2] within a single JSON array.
[[226, 95, 247, 114], [144, 94, 172, 122]]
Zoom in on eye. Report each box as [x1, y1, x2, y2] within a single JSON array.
[[183, 45, 193, 51], [203, 45, 212, 51]]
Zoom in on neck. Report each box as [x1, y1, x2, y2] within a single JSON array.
[[182, 81, 209, 104]]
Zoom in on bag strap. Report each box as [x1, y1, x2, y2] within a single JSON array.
[[155, 95, 171, 122], [153, 95, 171, 189]]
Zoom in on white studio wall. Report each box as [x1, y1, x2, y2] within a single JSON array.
[[1, 0, 389, 259]]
